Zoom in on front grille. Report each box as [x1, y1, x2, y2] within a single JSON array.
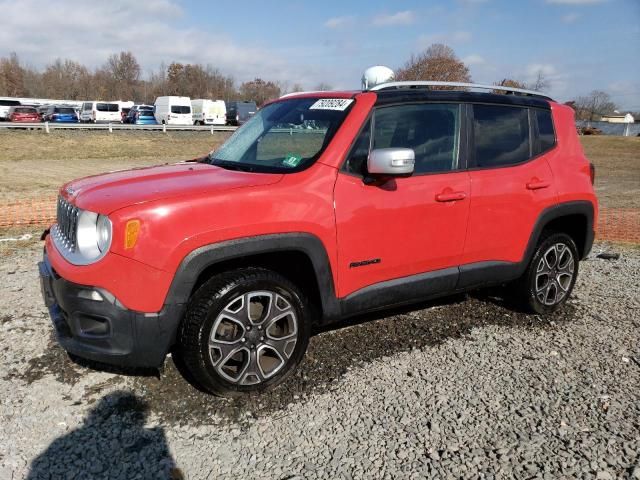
[[55, 196, 79, 252]]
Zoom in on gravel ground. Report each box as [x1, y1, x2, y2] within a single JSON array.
[[0, 239, 639, 479]]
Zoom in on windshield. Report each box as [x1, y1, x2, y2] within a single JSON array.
[[96, 103, 119, 112], [208, 97, 353, 173], [171, 105, 191, 114]]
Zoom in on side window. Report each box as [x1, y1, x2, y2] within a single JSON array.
[[473, 105, 530, 167], [535, 109, 556, 154], [343, 119, 371, 175], [373, 104, 461, 174]]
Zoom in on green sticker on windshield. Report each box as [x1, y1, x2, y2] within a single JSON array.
[[282, 153, 302, 168]]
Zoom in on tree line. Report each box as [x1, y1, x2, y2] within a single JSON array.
[[0, 46, 622, 119]]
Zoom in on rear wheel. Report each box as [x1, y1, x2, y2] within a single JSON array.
[[175, 268, 311, 397], [512, 232, 579, 314]]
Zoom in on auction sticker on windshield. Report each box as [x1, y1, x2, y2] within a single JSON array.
[[282, 153, 302, 167], [309, 99, 353, 111]]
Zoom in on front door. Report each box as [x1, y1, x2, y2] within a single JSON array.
[[334, 102, 471, 298]]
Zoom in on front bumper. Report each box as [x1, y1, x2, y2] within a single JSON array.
[[38, 252, 182, 368]]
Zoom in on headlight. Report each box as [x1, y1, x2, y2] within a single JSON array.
[[96, 214, 112, 253], [76, 211, 112, 263]]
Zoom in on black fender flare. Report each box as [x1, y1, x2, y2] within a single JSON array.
[[163, 233, 341, 319], [524, 200, 595, 263]]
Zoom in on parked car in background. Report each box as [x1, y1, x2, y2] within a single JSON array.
[[191, 99, 226, 125], [36, 105, 49, 120], [154, 96, 192, 125], [226, 100, 257, 126], [8, 106, 40, 122], [0, 99, 21, 120], [117, 101, 134, 123], [126, 105, 157, 125], [120, 107, 131, 123], [41, 105, 79, 123], [79, 101, 121, 123]]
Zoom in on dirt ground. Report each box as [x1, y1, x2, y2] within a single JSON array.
[[0, 130, 227, 200], [0, 131, 638, 208], [582, 136, 640, 209]]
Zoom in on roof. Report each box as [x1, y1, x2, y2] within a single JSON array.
[[373, 89, 552, 109]]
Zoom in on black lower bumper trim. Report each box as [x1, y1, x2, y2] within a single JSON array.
[[38, 253, 182, 368]]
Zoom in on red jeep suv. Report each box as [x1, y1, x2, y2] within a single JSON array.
[[39, 83, 597, 396]]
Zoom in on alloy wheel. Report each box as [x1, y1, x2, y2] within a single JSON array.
[[534, 242, 575, 306], [208, 291, 298, 386]]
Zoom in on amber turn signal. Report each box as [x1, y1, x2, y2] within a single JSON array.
[[124, 220, 141, 249]]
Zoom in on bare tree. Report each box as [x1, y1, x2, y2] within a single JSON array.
[[40, 59, 91, 99], [528, 69, 550, 92], [314, 82, 333, 91], [396, 44, 471, 83], [239, 78, 281, 106], [102, 51, 141, 99], [0, 52, 27, 96], [574, 90, 616, 122]]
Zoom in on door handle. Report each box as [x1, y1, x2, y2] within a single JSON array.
[[435, 191, 467, 202], [526, 179, 550, 190]]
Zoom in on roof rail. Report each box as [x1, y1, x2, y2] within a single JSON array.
[[369, 81, 553, 101], [280, 90, 325, 99]]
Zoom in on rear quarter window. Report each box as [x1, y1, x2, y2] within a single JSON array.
[[535, 109, 556, 154]]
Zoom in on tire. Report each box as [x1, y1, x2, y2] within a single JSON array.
[[175, 268, 312, 397], [512, 232, 579, 314]]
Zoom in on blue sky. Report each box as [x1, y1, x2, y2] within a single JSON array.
[[1, 0, 639, 109]]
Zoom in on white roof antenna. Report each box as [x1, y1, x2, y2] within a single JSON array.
[[362, 66, 395, 90]]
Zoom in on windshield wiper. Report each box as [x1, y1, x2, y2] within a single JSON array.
[[209, 159, 256, 172]]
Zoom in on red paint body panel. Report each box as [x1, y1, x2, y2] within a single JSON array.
[[545, 103, 599, 223], [334, 171, 470, 296], [461, 156, 557, 264], [45, 235, 173, 312]]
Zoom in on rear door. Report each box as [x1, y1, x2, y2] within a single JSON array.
[[334, 102, 471, 297], [461, 104, 557, 269]]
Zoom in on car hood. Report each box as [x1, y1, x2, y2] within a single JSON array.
[[62, 162, 284, 214]]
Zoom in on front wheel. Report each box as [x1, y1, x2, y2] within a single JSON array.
[[175, 268, 311, 396], [512, 232, 579, 314]]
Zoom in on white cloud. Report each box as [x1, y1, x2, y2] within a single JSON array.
[[0, 0, 324, 86], [546, 0, 606, 4], [463, 54, 486, 65], [561, 12, 582, 23], [372, 10, 415, 26], [324, 16, 354, 29], [418, 31, 472, 48]]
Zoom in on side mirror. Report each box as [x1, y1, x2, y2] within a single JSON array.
[[366, 148, 415, 181]]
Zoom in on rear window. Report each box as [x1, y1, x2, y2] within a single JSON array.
[[171, 105, 191, 114], [473, 105, 530, 167], [138, 109, 154, 117], [96, 103, 119, 112], [54, 107, 76, 114], [237, 103, 257, 115], [15, 107, 36, 113], [0, 100, 20, 106]]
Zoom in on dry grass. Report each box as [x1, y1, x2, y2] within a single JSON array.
[[0, 131, 638, 209], [0, 130, 229, 200], [581, 136, 640, 209]]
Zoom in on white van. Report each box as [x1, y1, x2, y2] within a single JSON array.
[[154, 96, 192, 125], [79, 101, 122, 123], [191, 99, 227, 125]]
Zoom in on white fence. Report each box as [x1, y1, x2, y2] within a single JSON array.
[[0, 122, 238, 133]]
